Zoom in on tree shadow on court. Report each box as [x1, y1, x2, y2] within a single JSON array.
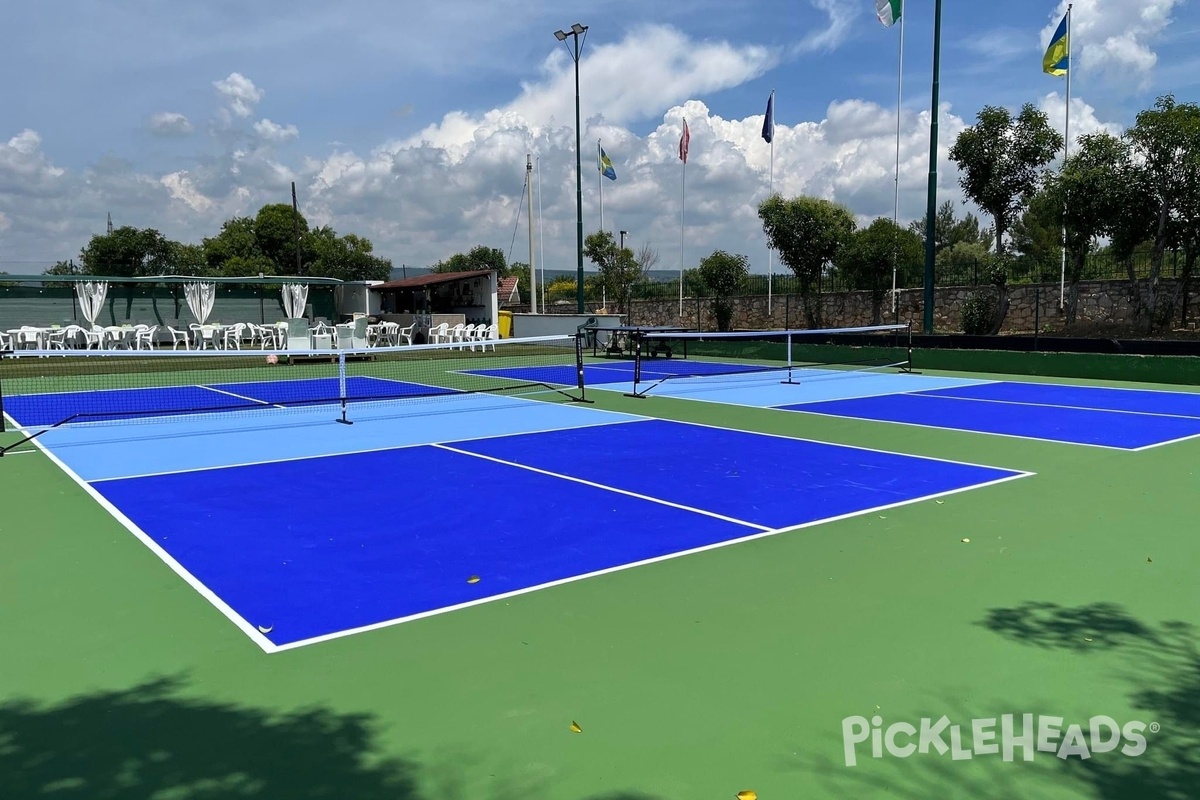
[[778, 602, 1198, 800], [979, 601, 1200, 800], [0, 674, 672, 800], [0, 674, 422, 799]]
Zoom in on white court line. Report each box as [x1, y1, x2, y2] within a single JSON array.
[[197, 384, 280, 407], [1129, 431, 1200, 452], [1, 408, 280, 654], [433, 442, 773, 532], [270, 467, 1034, 653]]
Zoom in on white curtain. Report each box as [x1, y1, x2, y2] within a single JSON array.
[[184, 282, 216, 324], [74, 281, 108, 325], [282, 283, 309, 319]]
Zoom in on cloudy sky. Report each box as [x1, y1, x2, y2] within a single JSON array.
[[1, 0, 1197, 275]]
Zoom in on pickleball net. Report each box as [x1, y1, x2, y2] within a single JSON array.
[[0, 334, 587, 454], [626, 323, 913, 397]]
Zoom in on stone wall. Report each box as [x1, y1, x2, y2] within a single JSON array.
[[624, 278, 1200, 333]]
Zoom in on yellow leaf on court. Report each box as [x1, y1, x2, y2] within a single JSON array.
[[961, 538, 971, 543], [736, 791, 758, 800], [570, 721, 582, 733], [467, 575, 481, 584]]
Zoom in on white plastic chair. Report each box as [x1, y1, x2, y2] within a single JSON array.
[[45, 328, 69, 350], [397, 323, 415, 346], [0, 331, 11, 351], [480, 323, 497, 351], [135, 325, 158, 350], [167, 327, 190, 350], [222, 323, 245, 350], [427, 322, 449, 344]]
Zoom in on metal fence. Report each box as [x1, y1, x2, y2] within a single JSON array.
[[608, 251, 1185, 302]]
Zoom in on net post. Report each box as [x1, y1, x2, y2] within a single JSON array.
[[780, 331, 799, 384], [336, 350, 353, 425], [623, 333, 647, 398], [0, 355, 7, 435], [903, 321, 915, 373], [572, 333, 593, 403]]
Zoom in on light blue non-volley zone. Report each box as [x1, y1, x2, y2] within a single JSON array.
[[22, 393, 631, 482]]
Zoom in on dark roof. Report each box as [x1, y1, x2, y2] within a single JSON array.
[[369, 269, 493, 291]]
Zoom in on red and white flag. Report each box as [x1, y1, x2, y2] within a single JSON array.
[[679, 119, 690, 164]]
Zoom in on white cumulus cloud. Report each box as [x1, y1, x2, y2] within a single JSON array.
[[213, 72, 265, 118], [148, 112, 194, 136], [254, 119, 300, 143]]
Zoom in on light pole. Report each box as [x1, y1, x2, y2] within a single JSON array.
[[619, 230, 627, 250], [555, 23, 588, 313], [922, 0, 943, 334]]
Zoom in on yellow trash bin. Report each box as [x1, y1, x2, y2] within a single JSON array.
[[497, 310, 513, 338]]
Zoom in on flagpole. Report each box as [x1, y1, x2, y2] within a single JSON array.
[[527, 153, 538, 314], [1060, 3, 1072, 309], [892, 9, 906, 317], [768, 91, 775, 316], [537, 156, 546, 311], [680, 119, 687, 318], [598, 139, 604, 235]]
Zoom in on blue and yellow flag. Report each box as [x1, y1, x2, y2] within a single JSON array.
[[599, 148, 616, 180], [1043, 12, 1069, 76]]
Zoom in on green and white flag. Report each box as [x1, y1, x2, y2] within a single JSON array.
[[876, 0, 901, 27]]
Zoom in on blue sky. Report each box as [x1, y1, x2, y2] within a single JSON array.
[[1, 0, 1197, 275]]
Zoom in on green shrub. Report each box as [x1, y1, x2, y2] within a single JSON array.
[[961, 291, 997, 335]]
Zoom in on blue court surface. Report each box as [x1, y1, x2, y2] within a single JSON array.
[[484, 362, 1200, 450], [7, 383, 1030, 652]]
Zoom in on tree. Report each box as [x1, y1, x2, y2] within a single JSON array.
[[838, 218, 923, 324], [936, 241, 996, 286], [583, 230, 641, 311], [203, 217, 277, 277], [695, 251, 749, 331], [431, 245, 506, 274], [1046, 132, 1148, 324], [172, 243, 209, 276], [949, 104, 1064, 257], [307, 227, 392, 282], [254, 203, 309, 274], [758, 194, 856, 327], [1123, 95, 1200, 329], [1009, 185, 1064, 282], [79, 226, 179, 277], [909, 201, 994, 256]]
